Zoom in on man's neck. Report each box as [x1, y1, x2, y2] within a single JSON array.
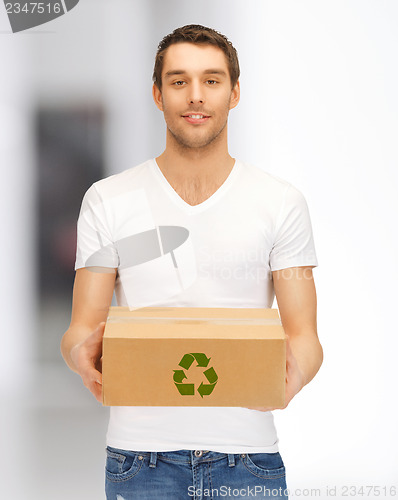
[[156, 151, 235, 184], [155, 136, 235, 185]]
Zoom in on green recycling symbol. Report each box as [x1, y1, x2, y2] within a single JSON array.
[[173, 353, 218, 398]]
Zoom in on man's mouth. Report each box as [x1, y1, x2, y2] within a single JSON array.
[[182, 114, 211, 124]]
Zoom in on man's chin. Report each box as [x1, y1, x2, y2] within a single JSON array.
[[169, 129, 222, 150]]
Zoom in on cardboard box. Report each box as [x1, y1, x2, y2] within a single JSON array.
[[102, 307, 286, 407]]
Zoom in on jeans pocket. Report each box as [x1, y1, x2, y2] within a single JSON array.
[[240, 452, 286, 479], [105, 447, 144, 482]]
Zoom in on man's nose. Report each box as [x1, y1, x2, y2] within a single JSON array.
[[188, 81, 204, 104]]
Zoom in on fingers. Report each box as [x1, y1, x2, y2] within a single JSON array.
[[83, 378, 102, 403], [81, 366, 102, 402], [91, 379, 103, 403], [81, 365, 101, 388]]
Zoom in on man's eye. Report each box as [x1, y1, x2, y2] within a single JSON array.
[[173, 81, 185, 86], [207, 80, 217, 85]]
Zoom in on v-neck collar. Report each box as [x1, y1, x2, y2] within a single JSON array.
[[150, 157, 241, 214]]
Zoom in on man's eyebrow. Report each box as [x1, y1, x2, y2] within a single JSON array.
[[164, 69, 228, 79]]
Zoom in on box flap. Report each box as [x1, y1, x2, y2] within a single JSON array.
[[104, 322, 285, 340]]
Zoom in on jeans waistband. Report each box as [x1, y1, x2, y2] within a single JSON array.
[[108, 447, 240, 467]]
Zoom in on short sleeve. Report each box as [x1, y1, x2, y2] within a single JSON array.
[[269, 184, 318, 271], [74, 184, 119, 270]]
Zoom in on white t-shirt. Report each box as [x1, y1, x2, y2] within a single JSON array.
[[74, 157, 318, 453]]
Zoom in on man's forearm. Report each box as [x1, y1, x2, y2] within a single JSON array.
[[288, 332, 323, 387]]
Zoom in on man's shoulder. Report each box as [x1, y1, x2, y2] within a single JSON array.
[[92, 158, 153, 195], [238, 159, 294, 194]]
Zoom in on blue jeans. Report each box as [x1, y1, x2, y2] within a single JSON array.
[[105, 446, 288, 499]]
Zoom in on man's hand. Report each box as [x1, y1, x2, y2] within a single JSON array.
[[70, 322, 106, 403], [61, 268, 116, 402], [246, 334, 305, 412]]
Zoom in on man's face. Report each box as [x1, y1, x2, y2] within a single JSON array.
[[153, 42, 240, 150]]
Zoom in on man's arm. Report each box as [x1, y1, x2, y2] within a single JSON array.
[[274, 265, 323, 387], [248, 266, 323, 411], [61, 267, 117, 402]]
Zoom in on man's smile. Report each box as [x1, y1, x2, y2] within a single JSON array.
[[182, 114, 211, 124]]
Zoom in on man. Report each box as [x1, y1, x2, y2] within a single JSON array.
[[61, 24, 323, 499]]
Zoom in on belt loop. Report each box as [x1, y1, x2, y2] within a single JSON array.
[[149, 452, 158, 468], [227, 454, 236, 467]]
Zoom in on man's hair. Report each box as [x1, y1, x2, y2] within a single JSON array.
[[153, 24, 240, 91]]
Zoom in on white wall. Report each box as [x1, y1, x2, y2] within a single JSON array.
[[0, 8, 36, 392]]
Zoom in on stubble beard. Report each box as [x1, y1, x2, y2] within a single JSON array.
[[168, 118, 228, 150], [163, 97, 231, 151]]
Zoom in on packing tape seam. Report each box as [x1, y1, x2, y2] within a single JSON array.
[[106, 317, 282, 325]]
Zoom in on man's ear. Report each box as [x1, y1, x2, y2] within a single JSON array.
[[152, 83, 164, 111], [229, 80, 240, 110]]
